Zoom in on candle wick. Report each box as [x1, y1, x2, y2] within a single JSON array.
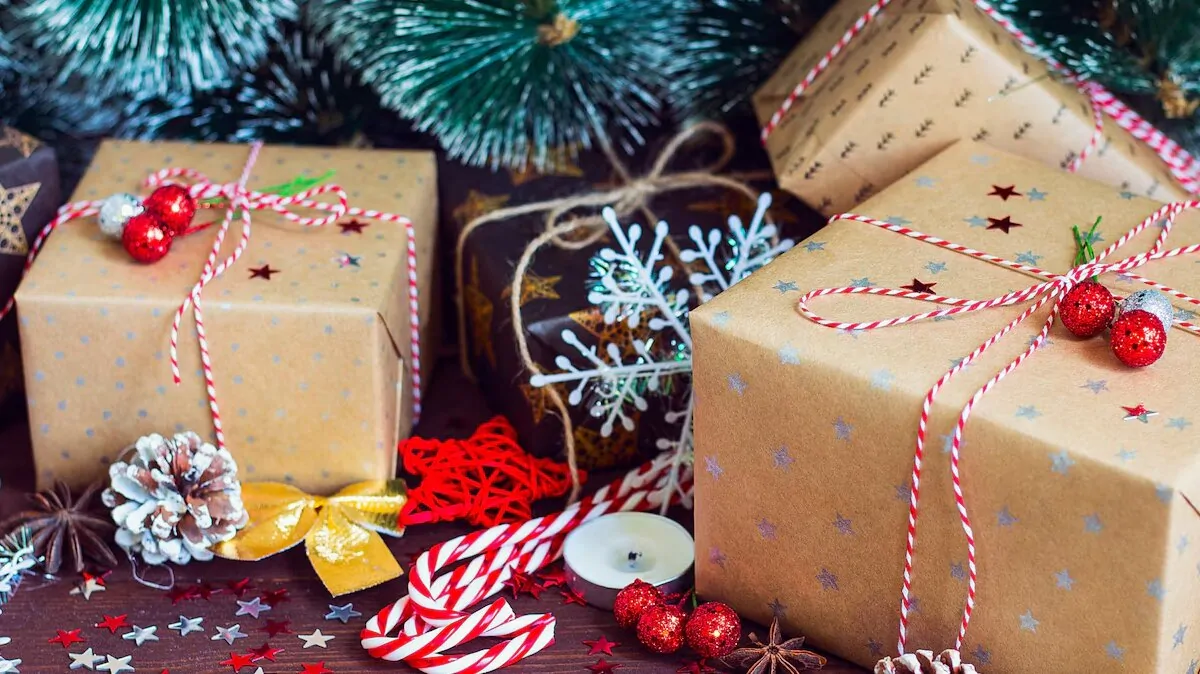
[[627, 551, 641, 562]]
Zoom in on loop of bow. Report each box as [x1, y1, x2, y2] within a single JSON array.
[[796, 199, 1200, 656]]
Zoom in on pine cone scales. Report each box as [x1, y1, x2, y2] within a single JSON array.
[[102, 432, 248, 565], [875, 650, 980, 674]]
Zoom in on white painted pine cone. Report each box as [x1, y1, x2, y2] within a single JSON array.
[[875, 649, 980, 674]]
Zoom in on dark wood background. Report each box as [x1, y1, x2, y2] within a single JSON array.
[[0, 359, 866, 673]]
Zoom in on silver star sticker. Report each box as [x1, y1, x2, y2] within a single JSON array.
[[97, 654, 132, 674], [69, 577, 106, 600], [1019, 610, 1039, 632], [325, 603, 362, 623], [1054, 569, 1074, 590], [211, 624, 249, 645], [69, 648, 103, 670], [235, 597, 271, 618], [122, 624, 158, 646], [298, 629, 335, 648], [0, 657, 18, 673], [168, 615, 204, 636]]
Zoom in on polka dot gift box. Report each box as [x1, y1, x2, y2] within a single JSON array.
[[692, 142, 1200, 673], [14, 140, 438, 492]]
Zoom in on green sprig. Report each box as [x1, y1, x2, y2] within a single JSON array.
[[1071, 216, 1103, 281]]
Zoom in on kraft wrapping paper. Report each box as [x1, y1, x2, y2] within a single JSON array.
[[754, 0, 1189, 215], [692, 142, 1200, 672], [15, 140, 438, 492]]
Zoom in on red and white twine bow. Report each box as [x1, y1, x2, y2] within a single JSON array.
[[361, 454, 694, 674], [796, 201, 1200, 656], [1, 141, 424, 451], [761, 0, 1200, 194]]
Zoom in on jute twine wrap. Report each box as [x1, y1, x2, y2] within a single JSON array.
[[454, 121, 770, 501]]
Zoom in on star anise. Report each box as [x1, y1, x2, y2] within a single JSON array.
[[722, 617, 827, 674], [1, 481, 117, 574]]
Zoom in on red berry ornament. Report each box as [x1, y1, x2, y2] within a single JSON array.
[[636, 604, 687, 654], [143, 184, 197, 236], [684, 601, 741, 658], [613, 580, 665, 629], [1110, 310, 1167, 367], [122, 213, 173, 264], [1059, 281, 1116, 338]]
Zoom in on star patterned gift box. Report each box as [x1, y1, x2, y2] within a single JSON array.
[[754, 0, 1189, 216], [692, 142, 1200, 673], [0, 126, 61, 419], [15, 140, 438, 491]]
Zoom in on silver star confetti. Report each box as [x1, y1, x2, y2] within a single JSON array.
[[122, 625, 158, 647], [0, 656, 19, 673], [69, 577, 106, 600], [235, 597, 271, 618], [97, 654, 132, 674], [168, 615, 204, 637], [298, 629, 335, 648], [211, 624, 248, 645], [69, 648, 103, 670], [324, 603, 362, 623]]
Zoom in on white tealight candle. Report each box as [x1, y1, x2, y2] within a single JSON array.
[[562, 512, 695, 609]]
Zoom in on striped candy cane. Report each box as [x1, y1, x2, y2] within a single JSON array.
[[362, 454, 695, 673], [797, 200, 1200, 655]]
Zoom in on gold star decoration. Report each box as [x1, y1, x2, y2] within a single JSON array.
[[569, 307, 643, 358], [501, 272, 562, 306], [0, 127, 40, 158], [574, 417, 640, 470], [464, 258, 496, 367], [508, 145, 585, 186], [520, 383, 555, 425], [452, 190, 510, 226], [0, 181, 40, 256]]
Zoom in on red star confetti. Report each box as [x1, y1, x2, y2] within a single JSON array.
[[70, 571, 108, 600], [49, 629, 86, 648], [260, 588, 290, 607], [249, 643, 284, 662], [901, 278, 937, 294], [301, 663, 333, 674], [677, 659, 717, 673], [586, 658, 623, 674], [561, 587, 588, 607], [988, 185, 1022, 200], [338, 219, 369, 235], [166, 585, 198, 604], [505, 570, 544, 600], [537, 565, 568, 589], [249, 264, 279, 280], [227, 578, 256, 598], [583, 635, 619, 656], [96, 614, 131, 634], [1122, 403, 1159, 423], [986, 215, 1023, 233], [263, 620, 293, 637], [194, 582, 220, 600], [220, 651, 255, 672]]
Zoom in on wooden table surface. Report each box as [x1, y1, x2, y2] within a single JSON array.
[[0, 360, 866, 673]]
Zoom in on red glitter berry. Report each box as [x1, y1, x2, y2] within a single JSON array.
[[613, 579, 664, 629], [1110, 309, 1167, 367], [636, 604, 687, 654], [143, 183, 197, 236], [1059, 281, 1116, 338], [684, 601, 741, 658], [121, 213, 173, 264]]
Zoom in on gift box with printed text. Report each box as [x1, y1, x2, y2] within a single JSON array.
[[692, 142, 1200, 673]]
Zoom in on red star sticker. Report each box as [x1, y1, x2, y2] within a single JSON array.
[[227, 578, 255, 598], [561, 588, 588, 607], [339, 219, 369, 235], [263, 619, 293, 637], [537, 565, 568, 589], [96, 614, 131, 634], [986, 215, 1023, 233], [677, 660, 717, 674], [249, 642, 285, 662], [165, 585, 198, 604], [260, 588, 290, 607], [248, 264, 279, 280], [49, 629, 85, 648], [988, 185, 1022, 200], [506, 570, 544, 600], [587, 659, 624, 674], [583, 636, 619, 656], [220, 652, 256, 672], [300, 663, 333, 674], [900, 278, 937, 294]]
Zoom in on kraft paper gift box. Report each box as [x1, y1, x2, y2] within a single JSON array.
[[15, 140, 438, 491], [754, 0, 1190, 215], [691, 142, 1200, 673]]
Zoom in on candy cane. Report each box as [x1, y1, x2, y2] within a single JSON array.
[[362, 454, 694, 673]]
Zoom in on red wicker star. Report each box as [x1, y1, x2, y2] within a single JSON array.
[[505, 570, 544, 600], [263, 619, 293, 637], [249, 643, 284, 662], [988, 185, 1022, 200], [96, 615, 130, 634], [260, 588, 290, 607], [561, 588, 588, 607], [583, 636, 619, 656], [587, 659, 623, 674], [220, 652, 255, 672], [398, 416, 584, 528], [49, 629, 85, 648], [301, 663, 334, 674]]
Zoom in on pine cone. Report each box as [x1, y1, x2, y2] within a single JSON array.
[[101, 432, 248, 565], [875, 650, 980, 674]]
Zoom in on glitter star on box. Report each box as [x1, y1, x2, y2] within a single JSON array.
[[900, 278, 936, 294], [988, 185, 1021, 200], [334, 252, 362, 268], [338, 219, 368, 235], [986, 215, 1023, 233]]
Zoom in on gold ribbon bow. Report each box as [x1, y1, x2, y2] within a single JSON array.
[[214, 480, 407, 596]]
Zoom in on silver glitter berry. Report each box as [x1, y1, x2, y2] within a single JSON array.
[[97, 193, 144, 239], [1118, 289, 1175, 331]]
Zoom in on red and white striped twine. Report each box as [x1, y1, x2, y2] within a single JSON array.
[[796, 201, 1200, 655], [361, 454, 695, 673], [0, 142, 424, 452], [761, 0, 1200, 193]]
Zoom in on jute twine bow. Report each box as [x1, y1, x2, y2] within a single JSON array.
[[454, 121, 769, 502]]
